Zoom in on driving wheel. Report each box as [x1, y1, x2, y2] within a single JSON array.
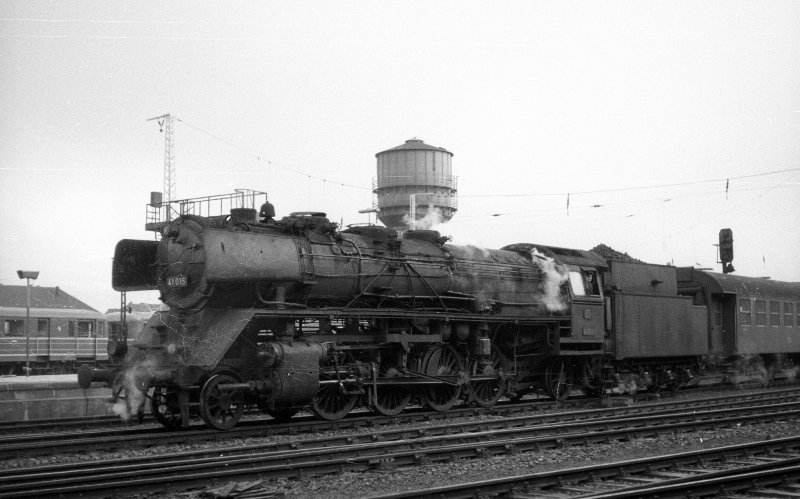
[[420, 345, 463, 412], [371, 352, 412, 416], [469, 346, 505, 408]]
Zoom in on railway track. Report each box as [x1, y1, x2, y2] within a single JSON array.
[[3, 387, 799, 459], [1, 377, 787, 436], [369, 436, 800, 498], [1, 396, 799, 497]]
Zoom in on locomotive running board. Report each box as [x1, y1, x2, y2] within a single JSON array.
[[251, 308, 567, 325]]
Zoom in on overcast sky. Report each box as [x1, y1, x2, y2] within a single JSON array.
[[1, 1, 799, 311]]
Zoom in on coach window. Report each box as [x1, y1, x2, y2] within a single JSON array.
[[37, 319, 48, 337], [796, 303, 800, 328], [785, 303, 794, 327], [68, 321, 75, 337], [3, 319, 24, 337], [755, 300, 766, 326], [77, 320, 95, 338], [770, 301, 781, 326], [739, 298, 751, 326]]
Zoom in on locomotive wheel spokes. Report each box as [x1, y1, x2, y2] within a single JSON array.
[[310, 382, 358, 421], [421, 345, 463, 412], [469, 346, 505, 408], [151, 385, 185, 429], [545, 357, 574, 401], [311, 352, 359, 421], [199, 373, 244, 430], [371, 356, 412, 416]]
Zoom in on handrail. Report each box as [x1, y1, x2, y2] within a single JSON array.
[[145, 189, 269, 227]]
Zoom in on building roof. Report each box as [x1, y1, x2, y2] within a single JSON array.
[[0, 284, 98, 312], [376, 138, 453, 156]]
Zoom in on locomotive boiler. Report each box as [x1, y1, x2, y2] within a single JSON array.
[[81, 190, 800, 430], [80, 191, 607, 429]]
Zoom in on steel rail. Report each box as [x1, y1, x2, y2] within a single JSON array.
[[2, 387, 799, 459], [3, 370, 796, 436], [365, 436, 800, 498], [1, 401, 799, 497], [578, 459, 800, 498]]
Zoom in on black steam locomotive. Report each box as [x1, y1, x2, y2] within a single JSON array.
[[79, 191, 800, 430]]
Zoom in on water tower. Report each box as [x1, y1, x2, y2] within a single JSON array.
[[373, 138, 458, 232]]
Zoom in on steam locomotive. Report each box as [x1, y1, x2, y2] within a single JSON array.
[[79, 191, 800, 430]]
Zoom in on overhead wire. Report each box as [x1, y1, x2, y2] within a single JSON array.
[[465, 179, 798, 221], [174, 117, 800, 204], [174, 117, 371, 191], [460, 166, 800, 198]]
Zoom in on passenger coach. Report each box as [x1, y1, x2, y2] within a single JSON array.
[[0, 284, 107, 374], [677, 268, 800, 374]]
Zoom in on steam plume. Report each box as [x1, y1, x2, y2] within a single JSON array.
[[531, 249, 569, 312], [403, 203, 444, 230]]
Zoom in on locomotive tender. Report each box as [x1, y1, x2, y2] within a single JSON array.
[[79, 191, 800, 430]]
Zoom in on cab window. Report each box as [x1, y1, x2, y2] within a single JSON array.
[[583, 270, 601, 295], [569, 272, 586, 296], [569, 270, 601, 297]]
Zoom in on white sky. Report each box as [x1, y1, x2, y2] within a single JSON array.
[[1, 1, 799, 311]]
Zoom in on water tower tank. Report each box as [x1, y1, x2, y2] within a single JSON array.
[[373, 138, 458, 231]]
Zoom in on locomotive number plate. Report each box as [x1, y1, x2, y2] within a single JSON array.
[[167, 275, 188, 287]]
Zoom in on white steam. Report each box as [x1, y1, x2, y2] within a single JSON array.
[[403, 203, 445, 231], [531, 249, 570, 312], [111, 361, 152, 422]]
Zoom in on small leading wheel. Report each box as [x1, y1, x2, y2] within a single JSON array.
[[151, 385, 185, 429], [469, 346, 506, 408], [371, 353, 412, 417], [544, 357, 574, 401], [420, 345, 463, 412], [199, 373, 244, 430]]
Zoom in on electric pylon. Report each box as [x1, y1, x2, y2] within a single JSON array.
[[147, 113, 176, 207]]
